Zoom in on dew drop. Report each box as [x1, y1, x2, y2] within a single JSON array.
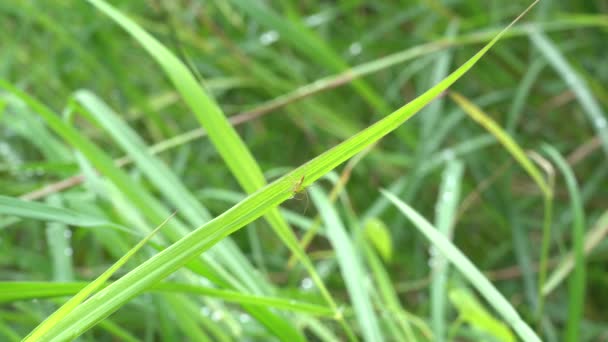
[[259, 30, 279, 45], [198, 277, 212, 287], [64, 247, 73, 257], [348, 42, 362, 56], [442, 190, 453, 201], [300, 277, 314, 290], [442, 149, 455, 161], [211, 310, 223, 322], [304, 13, 328, 27], [239, 313, 251, 323]]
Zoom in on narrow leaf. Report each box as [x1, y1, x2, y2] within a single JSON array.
[[381, 190, 540, 342]]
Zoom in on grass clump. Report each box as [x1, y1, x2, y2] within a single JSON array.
[[1, 1, 607, 341]]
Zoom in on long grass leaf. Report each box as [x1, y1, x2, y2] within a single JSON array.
[[44, 195, 74, 282], [23, 212, 174, 341], [542, 145, 585, 342], [449, 91, 557, 322], [381, 190, 540, 342], [431, 159, 464, 342], [0, 281, 334, 317], [0, 195, 116, 229], [543, 210, 608, 295], [449, 92, 550, 197], [309, 185, 383, 342], [530, 29, 608, 156]]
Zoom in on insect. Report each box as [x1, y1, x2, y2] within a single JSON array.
[[290, 175, 309, 214], [292, 175, 305, 196]]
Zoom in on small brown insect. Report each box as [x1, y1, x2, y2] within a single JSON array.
[[290, 175, 309, 213], [292, 175, 305, 195]]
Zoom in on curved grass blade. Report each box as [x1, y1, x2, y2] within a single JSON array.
[[449, 287, 515, 342], [0, 282, 334, 318], [431, 160, 464, 342], [542, 145, 585, 342], [23, 212, 175, 341], [449, 92, 550, 197], [309, 185, 383, 342], [530, 29, 608, 156], [0, 195, 128, 233], [449, 91, 555, 321], [543, 210, 608, 296], [14, 2, 538, 338], [45, 195, 74, 282], [381, 190, 540, 342]]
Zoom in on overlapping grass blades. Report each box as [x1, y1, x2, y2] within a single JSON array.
[[0, 83, 305, 341], [0, 282, 334, 317], [3, 1, 540, 339], [542, 145, 585, 342], [309, 185, 382, 341], [381, 191, 540, 342], [449, 91, 555, 321], [84, 0, 337, 317], [23, 213, 174, 341]]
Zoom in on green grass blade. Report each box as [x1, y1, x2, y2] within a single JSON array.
[[96, 320, 140, 342], [0, 195, 115, 230], [449, 92, 550, 197], [381, 190, 540, 342], [448, 91, 555, 321], [506, 60, 545, 133], [0, 320, 20, 342], [44, 195, 74, 282], [14, 282, 333, 330], [543, 210, 608, 296], [542, 145, 586, 342], [363, 243, 421, 340], [449, 287, 515, 341], [23, 212, 174, 341], [431, 159, 464, 342], [309, 185, 383, 342], [0, 281, 334, 317], [530, 29, 608, 156]]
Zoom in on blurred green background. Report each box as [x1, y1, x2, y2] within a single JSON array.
[[1, 1, 607, 341]]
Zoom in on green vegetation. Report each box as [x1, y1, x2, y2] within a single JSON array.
[[1, 1, 607, 341]]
